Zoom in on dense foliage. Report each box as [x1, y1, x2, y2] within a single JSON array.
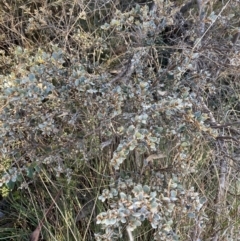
[[0, 0, 240, 240]]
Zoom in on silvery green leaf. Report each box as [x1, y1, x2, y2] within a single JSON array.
[[127, 125, 135, 135], [200, 196, 207, 204], [133, 185, 142, 193], [148, 136, 158, 143], [120, 217, 126, 223], [101, 23, 110, 30], [153, 213, 161, 221], [151, 222, 158, 229], [167, 203, 175, 211], [120, 192, 127, 200], [28, 73, 36, 81], [75, 79, 80, 86], [170, 182, 178, 188], [133, 219, 141, 227], [38, 124, 45, 129], [150, 191, 157, 198], [163, 225, 172, 232], [170, 197, 178, 202], [150, 201, 158, 212], [87, 89, 97, 93], [52, 51, 61, 60], [188, 212, 195, 218], [132, 212, 142, 217], [15, 46, 23, 54], [181, 142, 189, 147], [110, 188, 118, 196], [135, 132, 144, 140], [162, 196, 170, 202], [139, 82, 148, 88], [194, 111, 202, 118], [170, 190, 177, 198], [110, 19, 121, 26], [116, 157, 125, 164], [143, 185, 150, 194]]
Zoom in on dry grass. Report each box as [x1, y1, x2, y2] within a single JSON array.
[[0, 0, 240, 240]]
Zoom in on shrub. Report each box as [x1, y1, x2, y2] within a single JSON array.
[[1, 0, 240, 240]]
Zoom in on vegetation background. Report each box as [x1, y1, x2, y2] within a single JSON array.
[[0, 0, 240, 240]]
